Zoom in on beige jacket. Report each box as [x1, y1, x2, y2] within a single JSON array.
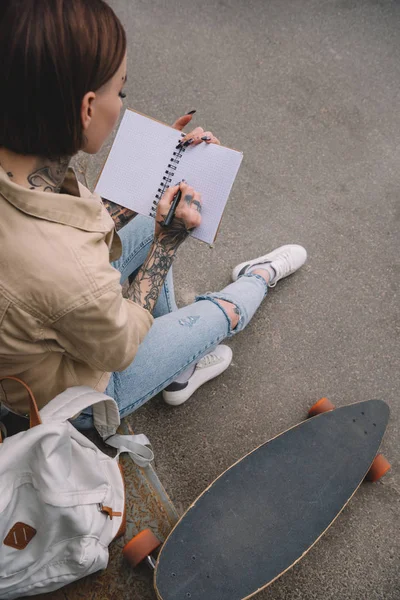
[[0, 166, 153, 415]]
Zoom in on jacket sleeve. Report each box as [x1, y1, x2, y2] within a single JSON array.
[[52, 286, 154, 372]]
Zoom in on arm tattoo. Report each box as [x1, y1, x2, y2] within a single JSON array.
[[27, 157, 70, 192], [155, 214, 192, 246], [127, 238, 177, 312], [102, 199, 136, 231], [127, 217, 189, 313]]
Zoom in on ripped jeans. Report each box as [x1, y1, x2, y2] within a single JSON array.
[[72, 215, 268, 429]]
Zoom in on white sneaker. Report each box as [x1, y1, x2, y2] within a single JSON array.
[[163, 345, 233, 406], [232, 244, 307, 287]]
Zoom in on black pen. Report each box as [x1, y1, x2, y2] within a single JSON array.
[[163, 188, 182, 227]]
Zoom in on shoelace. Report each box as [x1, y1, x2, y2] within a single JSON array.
[[196, 352, 223, 369]]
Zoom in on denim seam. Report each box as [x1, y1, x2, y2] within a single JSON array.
[[163, 277, 174, 313], [120, 335, 225, 416]]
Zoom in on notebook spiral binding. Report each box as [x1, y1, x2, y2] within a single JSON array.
[[149, 142, 187, 218]]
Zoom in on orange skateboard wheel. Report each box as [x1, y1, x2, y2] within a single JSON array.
[[365, 453, 391, 482], [308, 397, 335, 418], [123, 529, 161, 567]]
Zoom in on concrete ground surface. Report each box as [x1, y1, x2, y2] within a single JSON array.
[[77, 0, 399, 598]]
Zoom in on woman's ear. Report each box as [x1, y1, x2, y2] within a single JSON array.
[[81, 91, 96, 131]]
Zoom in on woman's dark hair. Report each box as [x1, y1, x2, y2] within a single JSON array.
[[0, 0, 126, 159]]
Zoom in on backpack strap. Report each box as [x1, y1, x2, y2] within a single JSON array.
[[40, 387, 154, 466], [39, 386, 120, 439], [0, 383, 154, 467], [0, 376, 42, 442], [105, 433, 154, 469]]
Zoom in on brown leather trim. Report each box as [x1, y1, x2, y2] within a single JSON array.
[[0, 377, 42, 432], [101, 506, 122, 519], [4, 522, 37, 549], [114, 463, 127, 540]]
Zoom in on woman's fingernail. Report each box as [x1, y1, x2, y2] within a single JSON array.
[[186, 110, 196, 115], [184, 138, 194, 146], [201, 136, 211, 141]]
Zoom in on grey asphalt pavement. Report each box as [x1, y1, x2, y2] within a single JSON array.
[[78, 0, 400, 598]]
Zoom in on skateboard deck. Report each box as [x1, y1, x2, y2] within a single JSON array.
[[154, 400, 389, 600]]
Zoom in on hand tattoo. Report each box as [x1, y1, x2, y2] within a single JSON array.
[[192, 199, 202, 214], [156, 214, 192, 246]]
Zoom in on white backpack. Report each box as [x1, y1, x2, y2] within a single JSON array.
[[0, 377, 154, 599]]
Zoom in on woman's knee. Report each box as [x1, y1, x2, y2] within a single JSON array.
[[194, 293, 246, 335], [214, 299, 240, 330]]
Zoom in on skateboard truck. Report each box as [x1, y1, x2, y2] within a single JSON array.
[[145, 555, 157, 570]]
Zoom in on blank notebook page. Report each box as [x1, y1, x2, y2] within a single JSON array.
[[171, 143, 243, 242], [95, 109, 243, 244], [95, 110, 183, 215]]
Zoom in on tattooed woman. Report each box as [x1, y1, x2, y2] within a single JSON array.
[[0, 0, 307, 427]]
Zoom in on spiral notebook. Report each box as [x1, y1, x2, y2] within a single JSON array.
[[95, 109, 243, 244]]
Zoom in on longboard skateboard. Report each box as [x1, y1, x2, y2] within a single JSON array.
[[123, 398, 391, 600]]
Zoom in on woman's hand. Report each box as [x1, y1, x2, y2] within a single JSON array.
[[172, 113, 221, 146], [155, 181, 202, 248], [127, 181, 202, 313]]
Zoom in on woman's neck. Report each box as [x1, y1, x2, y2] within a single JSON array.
[[0, 148, 71, 193]]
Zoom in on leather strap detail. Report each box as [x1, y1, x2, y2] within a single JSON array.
[[0, 376, 42, 435], [100, 505, 122, 520], [4, 522, 37, 550]]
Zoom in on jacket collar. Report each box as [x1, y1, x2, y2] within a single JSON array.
[[0, 165, 113, 233]]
